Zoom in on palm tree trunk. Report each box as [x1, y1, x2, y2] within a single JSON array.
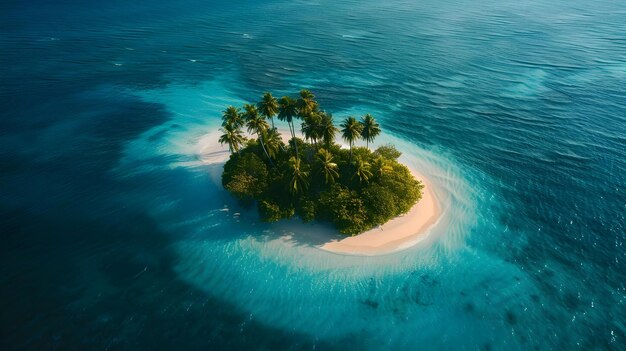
[[289, 121, 299, 159], [277, 124, 286, 152], [366, 140, 369, 150], [349, 142, 352, 162], [287, 121, 293, 150], [258, 133, 275, 167]]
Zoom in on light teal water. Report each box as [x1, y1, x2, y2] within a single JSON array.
[[1, 0, 625, 349]]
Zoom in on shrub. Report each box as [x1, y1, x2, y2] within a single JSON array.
[[296, 197, 316, 223], [374, 144, 401, 160], [352, 146, 373, 161], [258, 200, 295, 222], [378, 163, 423, 214], [361, 183, 398, 225], [319, 184, 368, 235], [222, 153, 269, 201]]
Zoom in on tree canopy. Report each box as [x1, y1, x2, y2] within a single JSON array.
[[220, 90, 423, 235]]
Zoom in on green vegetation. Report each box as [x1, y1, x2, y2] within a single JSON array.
[[219, 90, 423, 235]]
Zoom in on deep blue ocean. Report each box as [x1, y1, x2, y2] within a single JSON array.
[[1, 0, 625, 349]]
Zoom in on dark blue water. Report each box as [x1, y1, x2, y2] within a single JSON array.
[[2, 0, 625, 350]]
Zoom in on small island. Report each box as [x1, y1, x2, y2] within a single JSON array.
[[218, 90, 424, 236]]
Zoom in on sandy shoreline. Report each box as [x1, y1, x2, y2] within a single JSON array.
[[319, 168, 440, 255], [199, 128, 442, 255]]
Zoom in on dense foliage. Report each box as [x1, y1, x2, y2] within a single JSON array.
[[219, 90, 423, 235]]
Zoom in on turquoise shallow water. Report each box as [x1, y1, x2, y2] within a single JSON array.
[[1, 0, 625, 349]]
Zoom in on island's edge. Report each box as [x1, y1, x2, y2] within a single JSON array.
[[199, 129, 442, 256]]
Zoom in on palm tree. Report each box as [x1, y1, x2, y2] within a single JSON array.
[[218, 123, 246, 154], [341, 116, 363, 162], [244, 103, 273, 166], [296, 89, 318, 118], [242, 103, 259, 122], [222, 106, 244, 129], [287, 156, 309, 195], [258, 92, 279, 129], [360, 114, 381, 149], [372, 156, 392, 179], [278, 96, 300, 158], [320, 112, 338, 149], [301, 112, 322, 147], [316, 148, 339, 185], [263, 128, 282, 161], [352, 158, 373, 184]]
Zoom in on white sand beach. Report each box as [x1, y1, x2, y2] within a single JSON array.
[[319, 168, 440, 255]]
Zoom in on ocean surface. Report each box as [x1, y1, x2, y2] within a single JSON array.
[[1, 0, 625, 349]]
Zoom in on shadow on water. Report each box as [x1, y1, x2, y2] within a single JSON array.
[[0, 206, 344, 351], [162, 161, 347, 249], [0, 81, 343, 350], [207, 197, 348, 249]]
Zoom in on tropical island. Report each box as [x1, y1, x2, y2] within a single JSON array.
[[218, 90, 424, 236]]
